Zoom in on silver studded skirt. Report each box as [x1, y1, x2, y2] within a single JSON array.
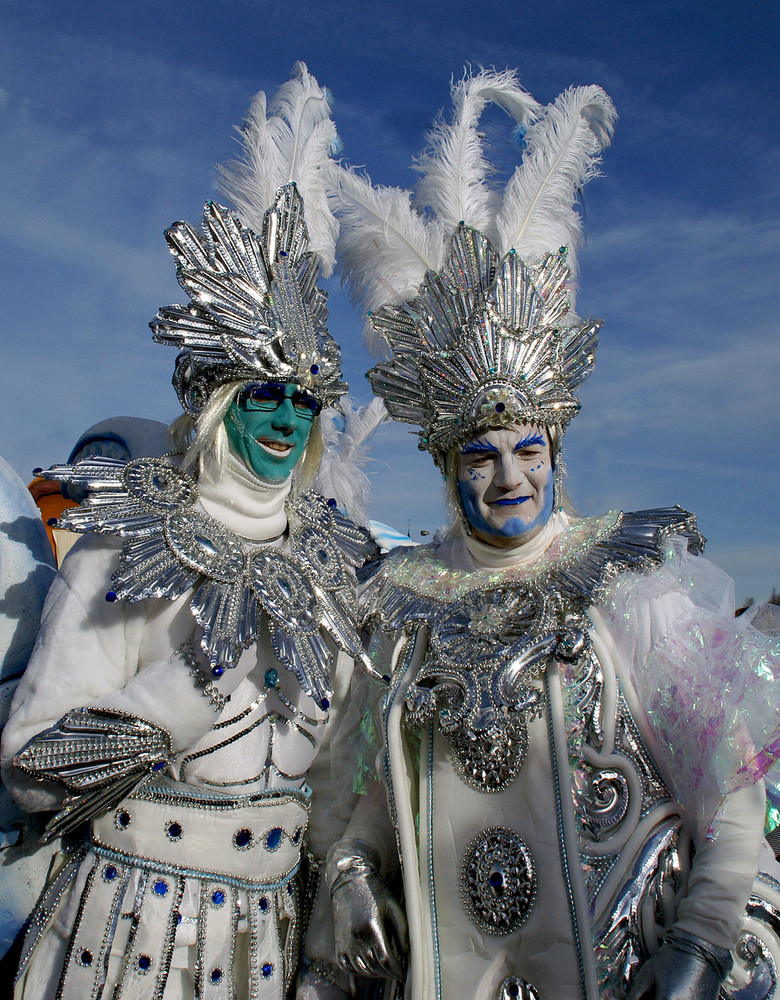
[[14, 778, 310, 1000]]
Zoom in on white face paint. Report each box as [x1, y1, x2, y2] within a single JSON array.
[[456, 424, 554, 548]]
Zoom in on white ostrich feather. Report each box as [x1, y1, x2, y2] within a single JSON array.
[[495, 85, 616, 291], [217, 61, 340, 275], [414, 68, 541, 240], [327, 161, 447, 353], [314, 397, 387, 524]]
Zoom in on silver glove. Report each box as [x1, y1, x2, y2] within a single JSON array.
[[329, 838, 408, 981], [626, 928, 732, 1000]]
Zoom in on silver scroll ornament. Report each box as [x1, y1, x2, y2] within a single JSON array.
[[44, 456, 376, 707]]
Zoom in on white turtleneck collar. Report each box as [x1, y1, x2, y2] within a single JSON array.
[[196, 449, 291, 542], [437, 512, 569, 572]]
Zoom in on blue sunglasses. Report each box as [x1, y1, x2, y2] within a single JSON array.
[[238, 382, 322, 418]]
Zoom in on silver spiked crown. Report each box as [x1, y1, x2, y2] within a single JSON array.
[[151, 62, 347, 414], [327, 68, 616, 466]]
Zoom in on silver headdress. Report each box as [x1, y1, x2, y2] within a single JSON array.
[[152, 62, 347, 414], [328, 68, 616, 465]]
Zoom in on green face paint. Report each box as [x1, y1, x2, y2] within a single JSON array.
[[224, 382, 318, 482]]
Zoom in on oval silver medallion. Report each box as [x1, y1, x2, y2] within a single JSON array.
[[124, 458, 197, 510], [460, 826, 536, 935], [164, 509, 244, 581], [296, 527, 344, 589], [251, 551, 320, 635]]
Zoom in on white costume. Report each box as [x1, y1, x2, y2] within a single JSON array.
[[321, 68, 780, 1000], [3, 454, 367, 999], [351, 515, 780, 999], [1, 64, 375, 1000]]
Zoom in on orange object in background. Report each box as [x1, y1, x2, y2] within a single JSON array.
[[28, 477, 77, 565]]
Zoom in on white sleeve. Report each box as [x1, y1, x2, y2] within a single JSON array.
[[1, 533, 216, 811], [673, 780, 765, 951]]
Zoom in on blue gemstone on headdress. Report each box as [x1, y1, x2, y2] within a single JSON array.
[[167, 822, 182, 839], [106, 591, 118, 602], [327, 498, 337, 507], [152, 760, 166, 771], [264, 669, 279, 688], [32, 467, 43, 476], [117, 810, 131, 828], [382, 674, 391, 683], [80, 949, 93, 966], [262, 963, 273, 978], [495, 402, 505, 413], [138, 955, 151, 971], [310, 364, 320, 374], [259, 896, 269, 912], [210, 968, 223, 984], [153, 880, 168, 896], [266, 828, 283, 851], [211, 665, 224, 678], [489, 871, 504, 888], [320, 697, 330, 710], [103, 865, 117, 881], [211, 889, 225, 906], [507, 984, 520, 998]]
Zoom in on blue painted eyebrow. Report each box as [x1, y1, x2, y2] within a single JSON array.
[[460, 438, 498, 456], [515, 434, 546, 449]]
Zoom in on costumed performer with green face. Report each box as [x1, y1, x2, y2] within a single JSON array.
[[1, 64, 377, 1000], [322, 68, 780, 1000]]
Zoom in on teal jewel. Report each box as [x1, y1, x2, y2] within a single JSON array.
[[264, 668, 280, 689]]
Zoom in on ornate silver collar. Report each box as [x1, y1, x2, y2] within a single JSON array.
[[364, 507, 702, 794], [44, 456, 377, 707]]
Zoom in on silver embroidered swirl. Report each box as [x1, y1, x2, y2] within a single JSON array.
[[404, 585, 588, 792]]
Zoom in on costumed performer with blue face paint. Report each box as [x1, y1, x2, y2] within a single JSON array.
[[321, 69, 780, 1000], [1, 64, 378, 1000]]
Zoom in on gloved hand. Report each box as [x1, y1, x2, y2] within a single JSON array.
[[626, 928, 732, 1000], [329, 838, 408, 981]]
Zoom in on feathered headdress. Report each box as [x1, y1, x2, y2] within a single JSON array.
[[151, 62, 348, 414], [327, 68, 616, 466]]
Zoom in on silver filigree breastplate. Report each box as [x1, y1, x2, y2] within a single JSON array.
[[363, 508, 703, 795]]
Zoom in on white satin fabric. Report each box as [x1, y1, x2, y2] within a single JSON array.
[[346, 521, 770, 1000]]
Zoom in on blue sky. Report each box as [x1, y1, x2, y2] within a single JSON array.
[[1, 0, 778, 604]]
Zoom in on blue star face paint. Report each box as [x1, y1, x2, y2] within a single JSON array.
[[456, 425, 554, 547], [224, 381, 316, 483]]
